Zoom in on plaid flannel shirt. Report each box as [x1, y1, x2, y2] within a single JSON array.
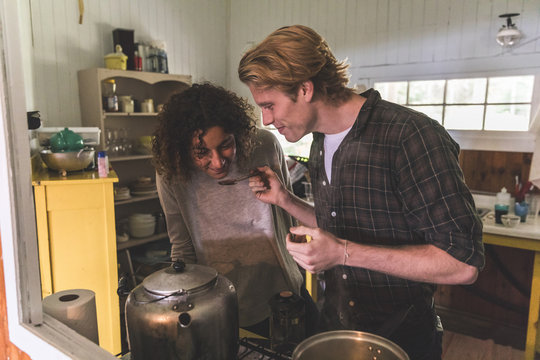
[[309, 89, 484, 330]]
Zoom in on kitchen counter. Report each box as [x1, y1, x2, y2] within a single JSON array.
[[482, 211, 540, 241], [474, 194, 540, 359]]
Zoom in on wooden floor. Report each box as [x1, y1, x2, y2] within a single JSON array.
[[442, 331, 525, 360]]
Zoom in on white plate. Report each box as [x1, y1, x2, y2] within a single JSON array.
[[131, 190, 158, 196], [115, 194, 132, 201]]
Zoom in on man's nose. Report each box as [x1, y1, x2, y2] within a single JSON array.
[[262, 112, 273, 126]]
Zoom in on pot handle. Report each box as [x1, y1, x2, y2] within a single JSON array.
[[117, 273, 131, 296]]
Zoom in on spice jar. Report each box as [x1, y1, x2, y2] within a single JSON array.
[[118, 95, 134, 113]]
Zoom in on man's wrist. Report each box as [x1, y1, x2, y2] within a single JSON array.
[[343, 239, 350, 266]]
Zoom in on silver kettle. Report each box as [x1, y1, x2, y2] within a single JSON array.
[[125, 260, 239, 359]]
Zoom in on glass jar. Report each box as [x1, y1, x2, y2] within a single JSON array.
[[101, 79, 118, 112]]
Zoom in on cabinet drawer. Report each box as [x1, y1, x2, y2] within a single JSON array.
[[45, 183, 109, 211]]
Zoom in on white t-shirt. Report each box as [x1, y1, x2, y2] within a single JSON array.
[[324, 126, 352, 183]]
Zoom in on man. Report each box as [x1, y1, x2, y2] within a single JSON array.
[[238, 25, 484, 359]]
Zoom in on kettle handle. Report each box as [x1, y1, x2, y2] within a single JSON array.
[[172, 260, 186, 272]]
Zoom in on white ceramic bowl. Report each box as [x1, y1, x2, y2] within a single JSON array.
[[501, 214, 520, 228], [128, 214, 156, 237], [129, 222, 156, 238]]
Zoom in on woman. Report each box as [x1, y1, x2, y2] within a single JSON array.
[[152, 83, 313, 337]]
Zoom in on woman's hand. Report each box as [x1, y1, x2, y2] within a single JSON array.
[[286, 225, 344, 273], [249, 165, 290, 207]]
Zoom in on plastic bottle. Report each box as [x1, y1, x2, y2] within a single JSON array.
[[495, 187, 511, 224], [97, 151, 109, 178], [149, 40, 168, 73], [133, 50, 142, 71], [156, 41, 168, 74]]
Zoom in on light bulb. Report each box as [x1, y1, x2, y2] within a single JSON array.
[[496, 27, 522, 47]]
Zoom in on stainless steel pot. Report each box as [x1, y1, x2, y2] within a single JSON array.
[[292, 330, 409, 360], [125, 260, 238, 360]]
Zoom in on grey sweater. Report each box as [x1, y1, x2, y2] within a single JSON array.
[[156, 129, 303, 326]]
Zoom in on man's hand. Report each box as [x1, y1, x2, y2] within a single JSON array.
[[286, 225, 344, 273], [248, 165, 290, 207]]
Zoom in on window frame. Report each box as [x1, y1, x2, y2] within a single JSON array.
[[0, 1, 116, 358], [374, 76, 535, 132], [363, 68, 540, 153]]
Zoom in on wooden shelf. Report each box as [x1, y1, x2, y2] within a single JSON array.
[[104, 112, 158, 117], [117, 232, 168, 250], [114, 193, 158, 205]]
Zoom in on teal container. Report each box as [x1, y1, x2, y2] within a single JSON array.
[[50, 128, 84, 153]]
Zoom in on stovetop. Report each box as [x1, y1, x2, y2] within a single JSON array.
[[238, 337, 292, 360], [120, 338, 293, 360]]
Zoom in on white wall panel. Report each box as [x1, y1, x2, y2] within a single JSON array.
[[25, 0, 540, 128], [28, 0, 228, 127], [228, 0, 540, 100]]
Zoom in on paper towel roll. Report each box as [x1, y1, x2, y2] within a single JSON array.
[[43, 289, 99, 344]]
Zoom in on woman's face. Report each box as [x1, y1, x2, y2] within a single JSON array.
[[191, 126, 236, 179]]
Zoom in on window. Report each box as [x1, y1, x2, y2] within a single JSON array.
[[375, 75, 535, 131]]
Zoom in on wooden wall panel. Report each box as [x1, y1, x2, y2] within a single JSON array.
[[459, 150, 533, 194], [437, 149, 535, 330], [0, 233, 31, 360]]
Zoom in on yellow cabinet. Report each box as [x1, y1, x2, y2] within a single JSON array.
[[32, 169, 120, 355]]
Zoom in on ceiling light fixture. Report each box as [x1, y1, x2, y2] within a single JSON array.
[[496, 13, 522, 47]]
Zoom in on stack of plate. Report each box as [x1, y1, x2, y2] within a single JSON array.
[[128, 213, 156, 238], [115, 186, 131, 201], [130, 177, 157, 196]]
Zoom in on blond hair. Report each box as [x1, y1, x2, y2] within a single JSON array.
[[238, 25, 354, 105]]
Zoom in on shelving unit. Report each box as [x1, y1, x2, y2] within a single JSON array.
[[117, 233, 169, 251], [77, 67, 191, 276]]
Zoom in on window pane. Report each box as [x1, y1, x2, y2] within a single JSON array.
[[269, 129, 313, 157], [374, 82, 407, 104], [444, 105, 484, 130], [408, 80, 445, 104], [484, 105, 530, 131], [446, 78, 487, 104], [408, 105, 443, 124], [487, 75, 534, 103]]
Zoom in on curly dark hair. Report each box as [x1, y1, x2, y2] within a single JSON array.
[[152, 83, 257, 181]]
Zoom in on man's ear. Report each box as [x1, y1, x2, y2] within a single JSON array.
[[299, 81, 314, 102]]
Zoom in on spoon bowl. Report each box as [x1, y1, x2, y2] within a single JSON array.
[[218, 170, 262, 185]]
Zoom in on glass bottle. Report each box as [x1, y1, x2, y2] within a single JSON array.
[[101, 79, 118, 112]]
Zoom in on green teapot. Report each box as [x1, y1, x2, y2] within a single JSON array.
[[50, 128, 84, 153]]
